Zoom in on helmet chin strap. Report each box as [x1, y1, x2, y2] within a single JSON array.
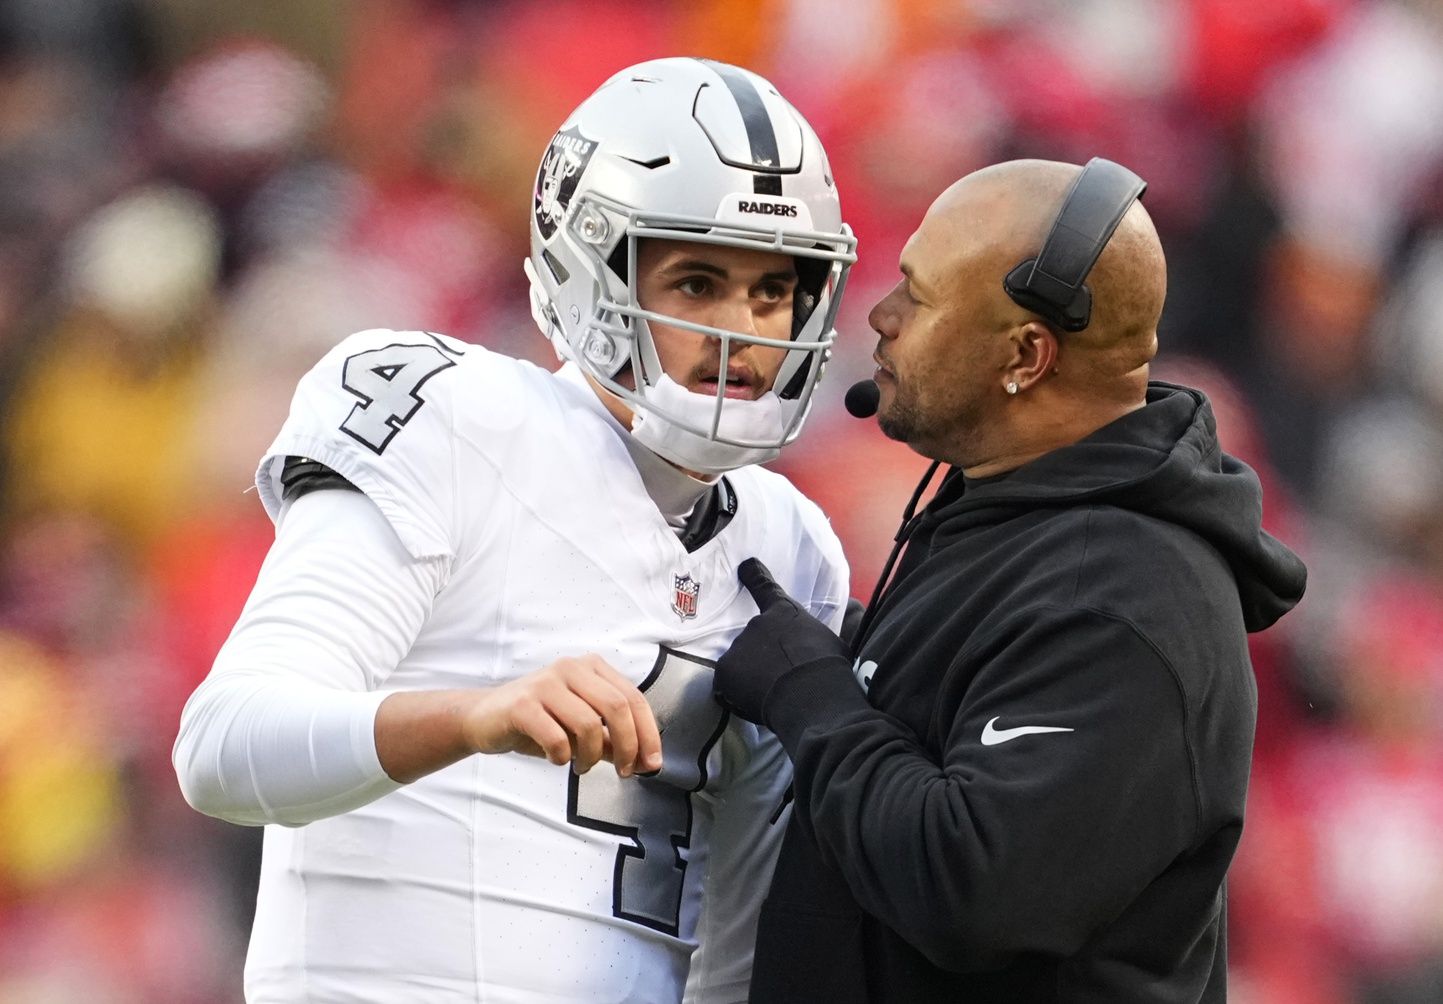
[[523, 257, 575, 367], [630, 374, 786, 475]]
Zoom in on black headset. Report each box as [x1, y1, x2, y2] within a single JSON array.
[[1002, 157, 1147, 332]]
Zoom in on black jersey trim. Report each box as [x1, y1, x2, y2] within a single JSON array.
[[280, 455, 361, 502], [678, 477, 737, 553]]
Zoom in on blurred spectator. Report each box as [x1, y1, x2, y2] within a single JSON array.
[[3, 184, 221, 548], [1183, 0, 1346, 128], [0, 517, 243, 1003], [0, 5, 155, 498], [1298, 397, 1443, 710], [1243, 0, 1443, 492], [1373, 229, 1443, 425], [0, 631, 119, 903], [1235, 573, 1443, 1004], [153, 38, 331, 278]]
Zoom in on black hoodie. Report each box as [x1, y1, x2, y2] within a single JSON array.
[[748, 383, 1307, 1003]]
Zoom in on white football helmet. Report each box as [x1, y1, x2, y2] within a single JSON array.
[[525, 57, 856, 474]]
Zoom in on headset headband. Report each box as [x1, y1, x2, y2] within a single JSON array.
[[1002, 158, 1146, 333]]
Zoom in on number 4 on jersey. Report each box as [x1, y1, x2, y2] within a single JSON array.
[[339, 337, 462, 454], [568, 647, 730, 936]]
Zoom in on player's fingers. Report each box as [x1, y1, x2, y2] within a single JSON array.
[[541, 687, 609, 774], [583, 659, 663, 774], [566, 665, 649, 777], [508, 702, 575, 766], [509, 736, 548, 760], [738, 558, 792, 613], [627, 690, 662, 775]]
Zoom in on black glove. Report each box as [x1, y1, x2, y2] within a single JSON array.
[[714, 558, 851, 725]]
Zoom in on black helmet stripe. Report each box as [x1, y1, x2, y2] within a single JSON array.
[[700, 59, 784, 196]]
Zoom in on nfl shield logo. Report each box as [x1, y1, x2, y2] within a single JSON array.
[[672, 573, 701, 620]]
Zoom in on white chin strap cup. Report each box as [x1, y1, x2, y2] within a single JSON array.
[[630, 374, 786, 475]]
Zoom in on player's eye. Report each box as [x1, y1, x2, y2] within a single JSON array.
[[754, 280, 794, 304], [676, 276, 712, 297]]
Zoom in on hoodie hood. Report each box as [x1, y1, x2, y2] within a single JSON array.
[[929, 382, 1306, 632]]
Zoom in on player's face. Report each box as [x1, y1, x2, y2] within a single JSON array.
[[634, 239, 797, 400]]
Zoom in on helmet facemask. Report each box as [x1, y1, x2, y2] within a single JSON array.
[[525, 58, 856, 474]]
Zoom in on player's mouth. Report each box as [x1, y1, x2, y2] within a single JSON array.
[[694, 367, 760, 400]]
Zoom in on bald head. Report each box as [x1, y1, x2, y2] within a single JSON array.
[[929, 160, 1166, 375]]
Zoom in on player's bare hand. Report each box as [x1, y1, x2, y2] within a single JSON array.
[[463, 655, 663, 777]]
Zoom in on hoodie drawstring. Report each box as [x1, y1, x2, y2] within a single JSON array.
[[851, 460, 942, 656]]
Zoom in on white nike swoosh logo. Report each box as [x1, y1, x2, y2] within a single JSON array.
[[980, 716, 1075, 746]]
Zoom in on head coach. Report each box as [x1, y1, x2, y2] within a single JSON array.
[[713, 158, 1308, 1003]]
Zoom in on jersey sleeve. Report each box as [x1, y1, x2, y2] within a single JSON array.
[[173, 487, 446, 826], [255, 328, 469, 561]]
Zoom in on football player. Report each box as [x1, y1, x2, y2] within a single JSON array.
[[173, 58, 855, 1003]]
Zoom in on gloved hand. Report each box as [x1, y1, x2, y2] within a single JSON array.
[[715, 558, 851, 725]]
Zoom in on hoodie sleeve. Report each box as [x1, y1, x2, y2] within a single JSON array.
[[761, 604, 1202, 973]]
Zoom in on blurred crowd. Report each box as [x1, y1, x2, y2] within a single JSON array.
[[0, 1, 1440, 1001]]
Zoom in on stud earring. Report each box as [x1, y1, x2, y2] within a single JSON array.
[[1005, 381, 1019, 395]]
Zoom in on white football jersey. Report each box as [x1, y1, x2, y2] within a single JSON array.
[[243, 328, 850, 1003]]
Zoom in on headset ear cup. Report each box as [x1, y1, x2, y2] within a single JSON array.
[[1003, 259, 1092, 332], [1002, 158, 1145, 333]]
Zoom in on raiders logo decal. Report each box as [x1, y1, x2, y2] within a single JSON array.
[[534, 125, 598, 240]]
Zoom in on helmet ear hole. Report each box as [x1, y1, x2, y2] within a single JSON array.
[[793, 256, 829, 337], [542, 248, 570, 284], [606, 240, 628, 282], [777, 356, 812, 401]]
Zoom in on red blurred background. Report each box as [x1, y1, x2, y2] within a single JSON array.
[[2, 1, 1441, 1000]]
